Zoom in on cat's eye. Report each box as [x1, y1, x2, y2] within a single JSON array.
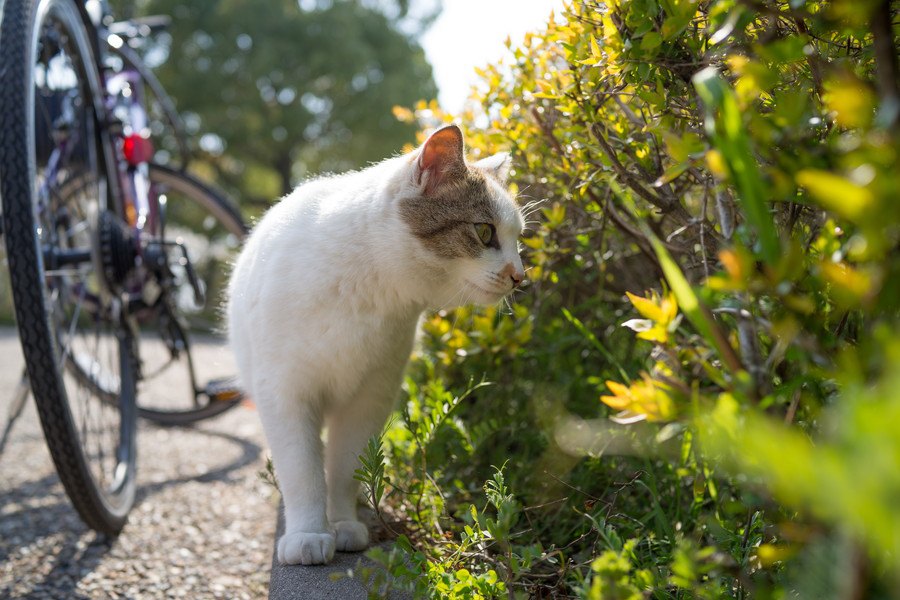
[[474, 223, 496, 247]]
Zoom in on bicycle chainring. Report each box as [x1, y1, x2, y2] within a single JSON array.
[[94, 209, 137, 293]]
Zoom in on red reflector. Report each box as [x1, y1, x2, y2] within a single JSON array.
[[123, 134, 154, 166]]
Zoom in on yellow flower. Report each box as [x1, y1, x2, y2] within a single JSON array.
[[622, 290, 679, 343], [600, 375, 675, 423]]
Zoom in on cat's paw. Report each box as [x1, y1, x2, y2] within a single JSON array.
[[333, 520, 369, 552], [277, 531, 336, 565]]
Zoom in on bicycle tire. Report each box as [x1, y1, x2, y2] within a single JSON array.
[[135, 163, 248, 426], [0, 0, 138, 534]]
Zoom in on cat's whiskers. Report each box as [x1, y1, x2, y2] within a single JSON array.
[[439, 281, 470, 312], [449, 285, 479, 331], [519, 197, 546, 220], [521, 205, 543, 219], [515, 188, 538, 210], [436, 282, 474, 332]]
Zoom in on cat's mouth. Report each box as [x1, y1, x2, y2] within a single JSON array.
[[465, 280, 508, 301]]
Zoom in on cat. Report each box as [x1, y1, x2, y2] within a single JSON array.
[[227, 125, 525, 565]]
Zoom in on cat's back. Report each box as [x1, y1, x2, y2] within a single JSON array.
[[228, 160, 403, 315], [243, 161, 395, 257], [235, 171, 360, 274], [226, 159, 415, 394]]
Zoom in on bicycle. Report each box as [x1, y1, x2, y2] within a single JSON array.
[[0, 0, 248, 535]]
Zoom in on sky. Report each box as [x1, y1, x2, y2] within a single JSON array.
[[420, 1, 564, 112]]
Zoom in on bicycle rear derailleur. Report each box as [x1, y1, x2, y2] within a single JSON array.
[[93, 209, 205, 307]]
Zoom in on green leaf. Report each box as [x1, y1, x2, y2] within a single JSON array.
[[653, 162, 690, 187], [693, 67, 780, 264], [644, 228, 743, 375], [641, 31, 663, 51], [562, 308, 630, 380]]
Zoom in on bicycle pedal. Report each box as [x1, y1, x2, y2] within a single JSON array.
[[205, 378, 244, 403]]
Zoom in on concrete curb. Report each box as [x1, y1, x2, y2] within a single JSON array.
[[268, 506, 411, 599]]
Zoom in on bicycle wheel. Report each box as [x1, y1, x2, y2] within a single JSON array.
[[0, 0, 137, 534], [135, 163, 247, 426]]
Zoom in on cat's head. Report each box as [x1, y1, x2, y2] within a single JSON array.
[[399, 125, 525, 307]]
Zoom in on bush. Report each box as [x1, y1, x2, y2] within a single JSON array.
[[356, 0, 900, 597]]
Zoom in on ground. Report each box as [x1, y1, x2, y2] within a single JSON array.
[[0, 327, 276, 599]]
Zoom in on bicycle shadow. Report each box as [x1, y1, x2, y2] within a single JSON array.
[[0, 425, 261, 598], [0, 472, 105, 599], [134, 424, 262, 499]]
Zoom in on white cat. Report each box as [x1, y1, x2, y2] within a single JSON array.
[[227, 125, 525, 565]]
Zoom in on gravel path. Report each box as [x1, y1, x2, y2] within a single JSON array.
[[0, 327, 277, 599]]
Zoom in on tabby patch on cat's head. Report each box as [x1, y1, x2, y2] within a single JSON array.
[[400, 125, 526, 305], [400, 125, 518, 258]]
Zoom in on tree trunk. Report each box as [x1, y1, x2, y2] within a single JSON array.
[[276, 153, 293, 196]]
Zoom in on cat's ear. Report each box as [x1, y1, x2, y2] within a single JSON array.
[[474, 152, 511, 184], [415, 125, 465, 195]]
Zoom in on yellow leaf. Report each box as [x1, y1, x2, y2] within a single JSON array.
[[637, 324, 669, 343], [601, 395, 633, 410], [717, 248, 754, 289], [820, 261, 876, 306], [590, 34, 601, 59], [535, 79, 555, 93], [725, 54, 749, 73], [520, 236, 544, 250], [604, 380, 631, 398], [755, 543, 796, 567], [823, 74, 876, 129], [705, 149, 728, 179], [660, 292, 678, 323], [796, 170, 875, 223], [626, 291, 666, 323]]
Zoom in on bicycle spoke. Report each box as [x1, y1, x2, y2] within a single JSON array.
[[56, 282, 86, 366], [64, 217, 91, 238], [45, 268, 88, 277]]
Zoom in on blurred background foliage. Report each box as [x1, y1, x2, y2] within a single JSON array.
[[373, 0, 900, 597], [114, 0, 438, 204]]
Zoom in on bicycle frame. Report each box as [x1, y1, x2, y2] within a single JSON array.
[[105, 53, 159, 236], [33, 0, 208, 392], [36, 12, 159, 317]]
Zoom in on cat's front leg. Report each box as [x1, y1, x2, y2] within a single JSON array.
[[325, 394, 395, 552], [257, 394, 335, 565]]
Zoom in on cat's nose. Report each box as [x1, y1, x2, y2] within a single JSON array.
[[501, 262, 526, 288]]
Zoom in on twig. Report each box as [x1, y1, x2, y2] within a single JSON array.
[[790, 14, 825, 99], [784, 389, 801, 425], [589, 123, 688, 221], [588, 188, 664, 277], [700, 181, 711, 279]]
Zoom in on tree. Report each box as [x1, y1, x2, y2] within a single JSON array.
[[132, 0, 438, 202]]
